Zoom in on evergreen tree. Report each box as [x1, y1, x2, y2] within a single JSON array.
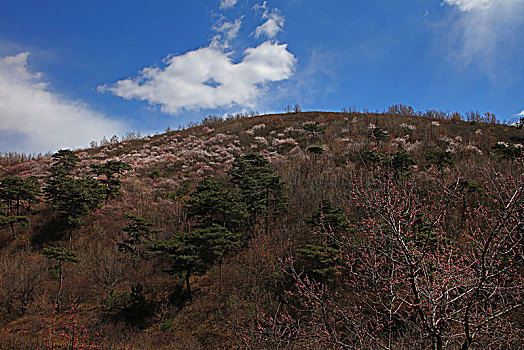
[[457, 179, 485, 226], [0, 215, 29, 241], [298, 201, 348, 284], [44, 149, 80, 207], [388, 151, 416, 181], [368, 127, 390, 144], [91, 160, 132, 202], [44, 150, 104, 240], [0, 175, 40, 215], [52, 176, 105, 238], [229, 153, 289, 235], [43, 246, 80, 310], [150, 224, 241, 301], [118, 214, 158, 258], [425, 150, 455, 180], [302, 122, 326, 142], [185, 176, 248, 233], [304, 200, 349, 235], [307, 146, 324, 163]]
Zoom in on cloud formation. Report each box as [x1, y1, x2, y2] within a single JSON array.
[[100, 42, 296, 114], [211, 17, 243, 49], [219, 0, 238, 10], [101, 2, 296, 115], [515, 110, 524, 117], [441, 0, 524, 78], [0, 52, 125, 153], [443, 0, 493, 12], [254, 4, 285, 39]]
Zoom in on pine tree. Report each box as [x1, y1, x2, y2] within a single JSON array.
[[302, 122, 326, 142], [229, 153, 289, 235], [52, 176, 105, 238], [298, 201, 348, 283], [307, 146, 324, 163], [0, 175, 40, 215], [425, 150, 455, 180], [0, 215, 29, 241], [91, 160, 132, 202], [118, 214, 158, 258], [150, 224, 241, 302], [43, 246, 80, 310], [44, 150, 104, 241], [185, 176, 248, 233]]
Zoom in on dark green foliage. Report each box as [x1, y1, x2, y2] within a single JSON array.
[[425, 150, 455, 181], [0, 175, 41, 215], [413, 213, 449, 253], [44, 150, 105, 236], [368, 127, 389, 143], [493, 143, 523, 159], [159, 319, 174, 331], [50, 149, 80, 172], [363, 150, 381, 164], [0, 215, 29, 241], [457, 179, 485, 197], [457, 179, 485, 226], [307, 146, 324, 163], [90, 160, 131, 201], [302, 122, 326, 141], [307, 146, 324, 155], [425, 150, 455, 171], [185, 177, 248, 233], [388, 151, 416, 178], [304, 200, 349, 235], [150, 224, 241, 301], [43, 246, 80, 309], [118, 214, 158, 257], [150, 169, 162, 180], [229, 153, 289, 234], [104, 283, 152, 327], [43, 246, 80, 264], [43, 150, 79, 206], [51, 176, 105, 230], [296, 244, 341, 283], [298, 201, 347, 283]]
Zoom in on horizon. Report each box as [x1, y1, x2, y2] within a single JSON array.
[[1, 0, 523, 153]]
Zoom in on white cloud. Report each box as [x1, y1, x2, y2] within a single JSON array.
[[0, 52, 125, 153], [254, 2, 285, 39], [515, 110, 524, 117], [100, 42, 296, 114], [255, 12, 285, 39], [443, 0, 494, 12], [441, 0, 524, 78], [219, 0, 238, 10], [211, 18, 243, 49]]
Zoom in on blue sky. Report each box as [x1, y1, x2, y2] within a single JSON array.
[[0, 0, 523, 153]]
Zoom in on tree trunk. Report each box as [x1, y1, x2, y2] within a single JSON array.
[[433, 334, 443, 350], [218, 260, 223, 294], [185, 270, 192, 302], [10, 222, 19, 241], [56, 262, 63, 312], [265, 187, 270, 235]]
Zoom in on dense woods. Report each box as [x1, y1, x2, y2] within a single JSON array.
[[0, 109, 522, 349]]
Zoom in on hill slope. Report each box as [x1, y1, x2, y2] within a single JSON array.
[[0, 110, 523, 349]]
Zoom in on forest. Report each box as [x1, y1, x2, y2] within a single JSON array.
[[0, 107, 522, 349]]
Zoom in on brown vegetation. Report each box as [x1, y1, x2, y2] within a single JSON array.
[[0, 108, 523, 349]]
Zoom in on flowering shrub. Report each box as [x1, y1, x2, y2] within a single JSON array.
[[38, 305, 109, 350]]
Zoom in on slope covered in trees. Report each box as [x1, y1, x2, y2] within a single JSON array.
[[0, 108, 522, 349]]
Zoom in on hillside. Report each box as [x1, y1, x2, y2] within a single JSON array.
[[0, 109, 523, 349]]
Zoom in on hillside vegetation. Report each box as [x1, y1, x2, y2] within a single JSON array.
[[0, 109, 523, 349]]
